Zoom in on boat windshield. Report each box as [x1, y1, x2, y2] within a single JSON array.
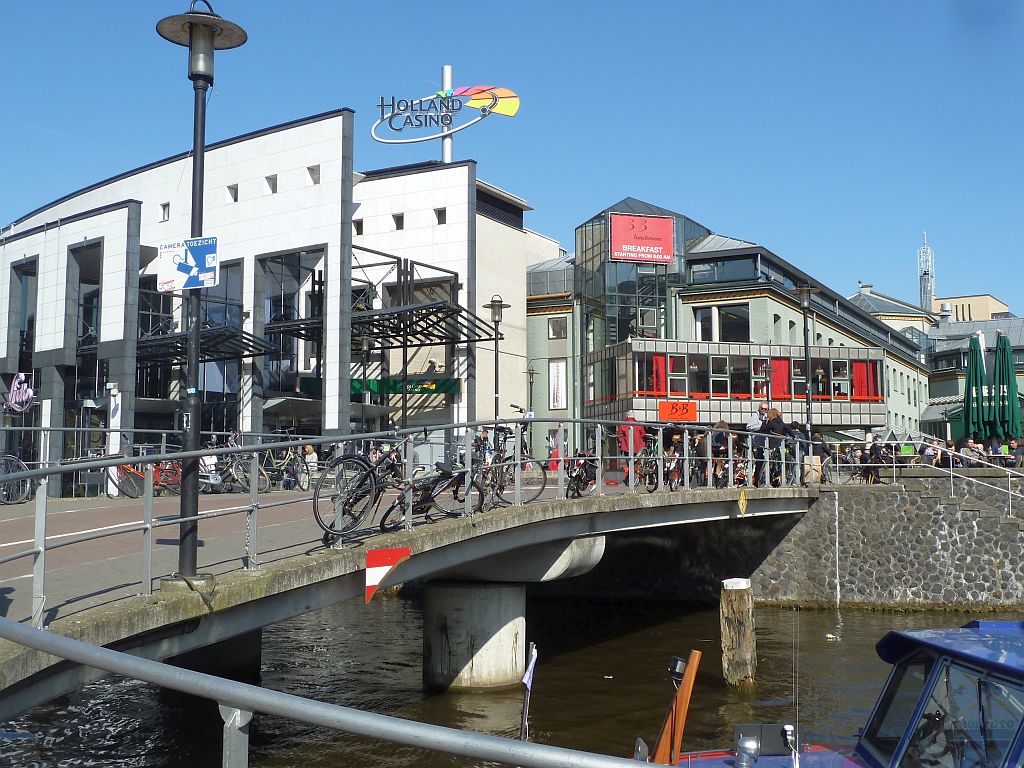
[[899, 661, 1024, 767], [861, 651, 934, 764]]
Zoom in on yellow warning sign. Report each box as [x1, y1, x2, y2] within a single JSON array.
[[737, 489, 748, 517]]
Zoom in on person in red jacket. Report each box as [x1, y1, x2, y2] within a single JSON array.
[[617, 411, 647, 484]]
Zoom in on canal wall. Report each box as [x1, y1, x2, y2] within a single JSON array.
[[753, 468, 1024, 609], [532, 468, 1024, 609]]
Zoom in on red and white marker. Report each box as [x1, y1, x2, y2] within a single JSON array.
[[365, 547, 411, 604]]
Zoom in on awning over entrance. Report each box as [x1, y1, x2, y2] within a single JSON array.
[[351, 301, 499, 349], [133, 325, 278, 364], [263, 396, 322, 420]]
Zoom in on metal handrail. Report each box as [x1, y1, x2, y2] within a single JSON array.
[[0, 615, 637, 768]]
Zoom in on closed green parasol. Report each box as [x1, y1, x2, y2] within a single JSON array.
[[962, 334, 987, 442], [988, 332, 1022, 440]]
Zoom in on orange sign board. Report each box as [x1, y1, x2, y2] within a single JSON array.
[[658, 400, 698, 422]]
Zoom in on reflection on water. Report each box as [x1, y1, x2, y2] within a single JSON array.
[[2, 596, 1018, 767]]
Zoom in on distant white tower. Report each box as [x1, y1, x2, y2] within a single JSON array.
[[918, 232, 935, 311]]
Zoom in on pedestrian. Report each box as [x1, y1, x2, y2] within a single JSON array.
[[616, 410, 647, 485], [1011, 438, 1024, 468], [759, 408, 797, 486], [863, 436, 888, 483], [811, 430, 832, 483], [304, 443, 319, 474], [961, 437, 987, 468], [745, 402, 769, 487]]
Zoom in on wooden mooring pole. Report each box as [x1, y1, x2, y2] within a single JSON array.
[[720, 578, 756, 690]]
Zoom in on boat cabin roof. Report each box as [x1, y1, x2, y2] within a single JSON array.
[[876, 621, 1024, 679]]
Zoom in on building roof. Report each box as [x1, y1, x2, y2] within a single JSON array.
[[847, 285, 934, 319], [931, 318, 1024, 354], [689, 233, 758, 252], [597, 197, 687, 219]]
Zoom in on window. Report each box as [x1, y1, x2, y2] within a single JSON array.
[[549, 358, 567, 410], [860, 652, 934, 764], [226, 184, 238, 204], [264, 174, 277, 195], [831, 360, 850, 399], [710, 355, 729, 398], [668, 355, 688, 396], [160, 202, 170, 221], [393, 213, 404, 231], [752, 357, 770, 399], [694, 307, 713, 342], [353, 219, 363, 236], [434, 207, 447, 225], [719, 305, 750, 342], [547, 316, 567, 339], [788, 320, 798, 345], [634, 352, 667, 395], [306, 165, 320, 185]]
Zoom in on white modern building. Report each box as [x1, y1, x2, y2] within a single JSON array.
[[0, 109, 557, 488]]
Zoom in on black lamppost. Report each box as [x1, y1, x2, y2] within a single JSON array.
[[483, 295, 510, 428], [158, 2, 246, 578], [526, 364, 538, 411], [793, 285, 820, 437]]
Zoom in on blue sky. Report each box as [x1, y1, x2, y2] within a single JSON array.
[[3, 1, 1021, 309]]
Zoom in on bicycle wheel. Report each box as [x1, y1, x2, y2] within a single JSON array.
[[233, 457, 271, 493], [0, 455, 31, 505], [294, 458, 311, 492], [432, 474, 484, 517], [313, 456, 377, 535], [496, 455, 547, 503], [107, 461, 144, 499], [160, 461, 182, 495], [379, 498, 407, 532]]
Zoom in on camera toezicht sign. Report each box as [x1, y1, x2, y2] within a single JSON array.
[[609, 214, 675, 264], [156, 237, 219, 293]]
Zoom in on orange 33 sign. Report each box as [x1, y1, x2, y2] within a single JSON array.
[[658, 400, 698, 422]]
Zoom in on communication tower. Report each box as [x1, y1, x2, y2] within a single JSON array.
[[918, 232, 934, 311]]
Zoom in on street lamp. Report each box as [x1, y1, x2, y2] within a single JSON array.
[[793, 285, 820, 438], [526, 364, 538, 412], [157, 1, 246, 579], [483, 295, 511, 426]]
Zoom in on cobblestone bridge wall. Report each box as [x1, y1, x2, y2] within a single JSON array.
[[753, 468, 1024, 609]]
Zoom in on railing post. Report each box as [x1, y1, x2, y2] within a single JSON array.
[[1008, 470, 1013, 518], [727, 430, 734, 487], [705, 428, 712, 489], [246, 444, 260, 571], [892, 447, 897, 484], [464, 428, 475, 518], [627, 421, 635, 494], [556, 423, 565, 498], [657, 427, 664, 493], [746, 434, 753, 488], [594, 425, 603, 494], [683, 429, 690, 490], [32, 477, 48, 628], [218, 704, 252, 768], [143, 466, 154, 594], [404, 439, 414, 532], [514, 425, 523, 505]]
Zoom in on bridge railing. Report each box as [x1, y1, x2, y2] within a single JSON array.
[[8, 417, 1013, 630], [0, 615, 639, 768]]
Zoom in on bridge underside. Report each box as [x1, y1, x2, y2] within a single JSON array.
[[0, 487, 816, 719]]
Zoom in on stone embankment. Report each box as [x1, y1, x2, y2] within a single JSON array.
[[754, 467, 1024, 609]]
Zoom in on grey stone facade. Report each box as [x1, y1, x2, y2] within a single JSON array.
[[754, 468, 1024, 609]]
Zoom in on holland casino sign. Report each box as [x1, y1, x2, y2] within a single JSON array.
[[372, 85, 520, 144], [609, 213, 675, 264]]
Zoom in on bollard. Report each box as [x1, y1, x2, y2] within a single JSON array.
[[720, 577, 756, 690], [556, 423, 565, 498]]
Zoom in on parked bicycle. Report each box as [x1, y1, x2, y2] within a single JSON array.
[[259, 431, 310, 491], [473, 419, 548, 504], [313, 439, 484, 546], [565, 450, 598, 498], [378, 460, 485, 533], [0, 454, 32, 504], [106, 455, 183, 498]]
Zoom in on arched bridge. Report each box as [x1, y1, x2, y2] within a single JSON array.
[[0, 484, 816, 720]]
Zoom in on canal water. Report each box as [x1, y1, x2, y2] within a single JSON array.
[[2, 597, 1016, 767]]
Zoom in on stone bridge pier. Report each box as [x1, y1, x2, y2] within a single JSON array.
[[421, 536, 606, 689]]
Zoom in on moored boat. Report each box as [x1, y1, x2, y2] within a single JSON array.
[[644, 620, 1024, 767]]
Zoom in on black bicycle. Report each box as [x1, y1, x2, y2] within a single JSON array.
[[565, 450, 598, 498], [378, 460, 485, 533]]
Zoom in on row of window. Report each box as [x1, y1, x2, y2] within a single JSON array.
[[158, 166, 323, 222], [352, 208, 447, 236]]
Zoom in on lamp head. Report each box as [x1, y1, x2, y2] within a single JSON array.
[[157, 1, 247, 83]]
